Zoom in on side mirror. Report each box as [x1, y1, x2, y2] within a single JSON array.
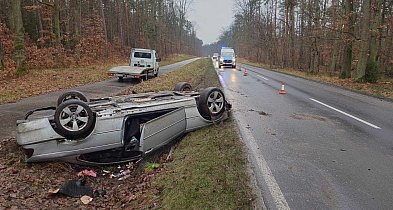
[[156, 58, 161, 62]]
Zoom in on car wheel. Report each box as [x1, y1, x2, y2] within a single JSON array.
[[154, 69, 159, 77], [174, 82, 192, 91], [197, 87, 226, 120], [54, 100, 95, 140], [57, 90, 88, 106]]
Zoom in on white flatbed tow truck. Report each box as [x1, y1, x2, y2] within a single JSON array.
[[108, 48, 161, 81]]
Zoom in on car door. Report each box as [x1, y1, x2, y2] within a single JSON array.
[[140, 108, 186, 153]]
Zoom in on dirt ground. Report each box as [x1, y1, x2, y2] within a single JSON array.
[[0, 137, 173, 209]]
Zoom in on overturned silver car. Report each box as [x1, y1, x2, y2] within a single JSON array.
[[16, 82, 231, 165]]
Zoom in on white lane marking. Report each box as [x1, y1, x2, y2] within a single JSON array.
[[218, 73, 226, 88], [310, 98, 381, 129], [218, 71, 290, 209], [257, 75, 269, 81]]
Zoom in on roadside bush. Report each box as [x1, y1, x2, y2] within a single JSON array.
[[365, 60, 379, 83]]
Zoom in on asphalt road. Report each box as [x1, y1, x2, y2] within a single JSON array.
[[216, 61, 393, 209], [0, 58, 199, 139]]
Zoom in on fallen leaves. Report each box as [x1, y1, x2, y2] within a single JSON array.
[[0, 136, 170, 209], [0, 64, 119, 104]]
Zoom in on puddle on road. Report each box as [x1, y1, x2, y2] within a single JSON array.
[[291, 113, 327, 122]]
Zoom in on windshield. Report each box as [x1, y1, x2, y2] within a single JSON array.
[[134, 52, 152, 59], [221, 52, 234, 57]]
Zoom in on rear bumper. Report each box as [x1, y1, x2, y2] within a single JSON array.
[[107, 72, 141, 78]]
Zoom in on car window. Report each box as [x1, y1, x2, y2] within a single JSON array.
[[134, 52, 152, 59], [221, 52, 234, 57]]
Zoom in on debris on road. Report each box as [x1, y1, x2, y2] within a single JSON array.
[[111, 169, 131, 180], [144, 162, 160, 173], [258, 111, 270, 116], [166, 146, 175, 161], [248, 109, 270, 116], [77, 169, 97, 177], [48, 188, 60, 194], [58, 180, 94, 198], [80, 195, 93, 205]]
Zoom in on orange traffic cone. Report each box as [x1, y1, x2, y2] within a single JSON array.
[[243, 68, 248, 76], [279, 82, 286, 94]]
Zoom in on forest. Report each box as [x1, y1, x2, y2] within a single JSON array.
[[205, 0, 393, 83], [0, 0, 201, 79]]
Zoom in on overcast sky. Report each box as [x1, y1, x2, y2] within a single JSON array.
[[188, 0, 235, 45]]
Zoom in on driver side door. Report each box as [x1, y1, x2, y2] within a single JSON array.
[[140, 108, 186, 153]]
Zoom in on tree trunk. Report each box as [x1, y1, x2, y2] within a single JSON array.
[[11, 0, 26, 75], [98, 0, 108, 57], [340, 0, 354, 79], [355, 0, 371, 82], [53, 0, 61, 44], [71, 0, 81, 62], [36, 9, 44, 41], [72, 0, 81, 39], [329, 0, 338, 75], [0, 43, 4, 70], [365, 0, 383, 82]]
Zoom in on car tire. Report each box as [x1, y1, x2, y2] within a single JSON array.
[[54, 100, 95, 140], [197, 87, 226, 120], [154, 69, 159, 77], [174, 82, 192, 91], [57, 90, 88, 106]]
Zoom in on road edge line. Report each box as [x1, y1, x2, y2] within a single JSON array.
[[216, 67, 290, 210]]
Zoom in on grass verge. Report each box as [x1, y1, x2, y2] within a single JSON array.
[[239, 58, 393, 100], [0, 58, 254, 209], [152, 119, 254, 209], [0, 54, 194, 105]]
